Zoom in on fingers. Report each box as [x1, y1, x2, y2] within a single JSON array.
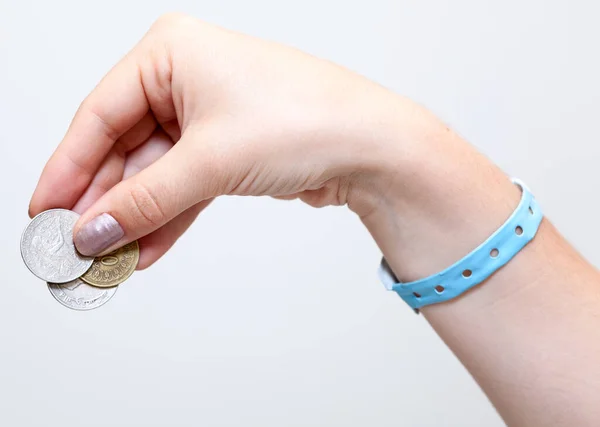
[[72, 128, 209, 268], [122, 128, 174, 179], [70, 112, 162, 215], [70, 125, 174, 212], [29, 44, 151, 217], [73, 129, 223, 256], [117, 111, 158, 153], [123, 130, 209, 269], [71, 149, 125, 214]]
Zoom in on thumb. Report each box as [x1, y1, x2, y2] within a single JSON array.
[[73, 132, 222, 256]]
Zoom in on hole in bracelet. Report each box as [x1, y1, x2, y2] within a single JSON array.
[[515, 226, 523, 236], [490, 248, 499, 258], [529, 206, 534, 215], [413, 292, 421, 298], [435, 285, 445, 294], [462, 269, 472, 278]]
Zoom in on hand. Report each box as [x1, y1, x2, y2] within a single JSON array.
[[28, 13, 600, 425], [29, 13, 421, 268]]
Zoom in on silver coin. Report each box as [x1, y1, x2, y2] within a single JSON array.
[[21, 209, 93, 283], [47, 278, 118, 311]]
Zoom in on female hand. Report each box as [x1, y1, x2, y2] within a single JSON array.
[[29, 12, 446, 269], [28, 12, 600, 425]]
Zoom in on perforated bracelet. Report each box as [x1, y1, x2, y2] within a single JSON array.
[[378, 178, 543, 311]]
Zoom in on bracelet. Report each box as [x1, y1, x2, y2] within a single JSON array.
[[378, 178, 543, 311]]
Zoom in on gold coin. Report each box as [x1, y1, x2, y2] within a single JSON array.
[[80, 241, 139, 288]]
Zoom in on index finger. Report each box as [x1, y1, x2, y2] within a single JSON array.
[[28, 46, 149, 217]]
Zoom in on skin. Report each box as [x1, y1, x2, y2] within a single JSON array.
[[29, 13, 600, 426]]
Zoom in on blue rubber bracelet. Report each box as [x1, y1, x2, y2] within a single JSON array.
[[378, 178, 543, 311]]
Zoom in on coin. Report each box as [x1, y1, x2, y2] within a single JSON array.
[[21, 209, 94, 283], [47, 278, 117, 311], [81, 241, 139, 288]]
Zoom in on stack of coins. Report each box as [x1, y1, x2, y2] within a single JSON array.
[[20, 209, 139, 311]]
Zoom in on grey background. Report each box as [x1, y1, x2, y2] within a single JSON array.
[[0, 1, 597, 426]]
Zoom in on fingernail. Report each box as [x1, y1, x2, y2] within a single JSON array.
[[74, 213, 124, 256]]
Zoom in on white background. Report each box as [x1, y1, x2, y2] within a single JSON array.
[[1, 1, 598, 426]]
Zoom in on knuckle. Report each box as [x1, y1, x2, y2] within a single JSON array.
[[150, 12, 198, 36], [145, 13, 200, 56], [152, 12, 186, 30], [84, 102, 121, 143], [127, 182, 167, 228]]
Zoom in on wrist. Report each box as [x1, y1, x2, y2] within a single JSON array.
[[352, 104, 521, 282]]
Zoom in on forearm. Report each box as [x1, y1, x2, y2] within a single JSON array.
[[424, 220, 600, 426], [358, 104, 600, 426]]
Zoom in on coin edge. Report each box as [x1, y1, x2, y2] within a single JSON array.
[[47, 279, 118, 311]]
